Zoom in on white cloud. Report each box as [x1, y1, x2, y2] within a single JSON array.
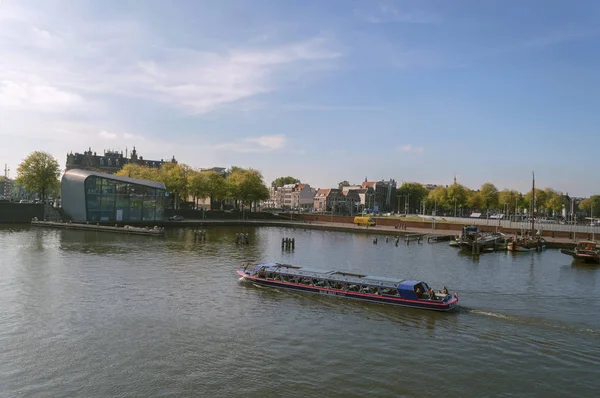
[[0, 81, 83, 111], [0, 3, 341, 115], [216, 134, 287, 153], [0, 1, 331, 172], [246, 135, 286, 150], [98, 130, 117, 139], [398, 144, 424, 154]]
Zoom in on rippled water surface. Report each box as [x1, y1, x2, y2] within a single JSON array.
[[1, 225, 599, 397]]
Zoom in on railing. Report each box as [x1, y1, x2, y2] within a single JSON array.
[[425, 215, 599, 234]]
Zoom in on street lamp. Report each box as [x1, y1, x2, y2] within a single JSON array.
[[454, 197, 457, 218], [592, 200, 595, 241]]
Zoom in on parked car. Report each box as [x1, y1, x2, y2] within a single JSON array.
[[169, 215, 184, 221]]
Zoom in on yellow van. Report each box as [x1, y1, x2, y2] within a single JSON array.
[[354, 216, 376, 226]]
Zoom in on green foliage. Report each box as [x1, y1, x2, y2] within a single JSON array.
[[228, 168, 270, 207], [271, 176, 300, 187], [16, 151, 61, 200], [579, 198, 592, 212], [479, 183, 499, 209], [398, 182, 430, 212], [427, 186, 448, 211], [188, 171, 211, 201], [338, 180, 350, 189], [159, 163, 189, 197], [544, 189, 565, 215], [447, 183, 469, 209], [116, 164, 160, 180], [579, 196, 600, 217], [205, 171, 228, 202], [467, 190, 484, 210]]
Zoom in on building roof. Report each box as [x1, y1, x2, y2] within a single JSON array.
[[315, 188, 331, 196], [361, 181, 376, 189], [296, 184, 307, 191], [62, 168, 167, 190]]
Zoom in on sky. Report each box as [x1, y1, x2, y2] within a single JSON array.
[[1, 0, 599, 196]]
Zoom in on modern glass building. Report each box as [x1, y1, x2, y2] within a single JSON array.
[[61, 169, 167, 222]]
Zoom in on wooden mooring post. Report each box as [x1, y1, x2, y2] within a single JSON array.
[[236, 233, 249, 245], [281, 237, 295, 250], [194, 229, 207, 242]]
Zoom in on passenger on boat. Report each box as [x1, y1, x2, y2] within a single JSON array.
[[442, 286, 449, 295], [427, 287, 436, 300], [415, 287, 422, 298]]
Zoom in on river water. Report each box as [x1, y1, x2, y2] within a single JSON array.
[[1, 225, 599, 397]]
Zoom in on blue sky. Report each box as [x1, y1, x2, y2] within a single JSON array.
[[1, 0, 599, 196]]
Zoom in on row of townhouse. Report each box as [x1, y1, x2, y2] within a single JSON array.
[[265, 184, 317, 210], [266, 179, 398, 213]]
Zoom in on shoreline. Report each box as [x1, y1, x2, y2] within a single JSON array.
[[21, 218, 581, 249]]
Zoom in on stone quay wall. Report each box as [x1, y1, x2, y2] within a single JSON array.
[[0, 203, 44, 223]]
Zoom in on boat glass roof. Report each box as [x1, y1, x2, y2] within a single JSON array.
[[256, 263, 407, 288]]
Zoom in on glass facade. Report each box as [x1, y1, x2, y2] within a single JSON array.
[[84, 176, 165, 222]]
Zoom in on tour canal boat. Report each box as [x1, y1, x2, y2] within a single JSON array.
[[237, 263, 459, 312], [560, 241, 600, 264]]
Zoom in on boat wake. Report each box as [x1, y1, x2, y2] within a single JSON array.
[[466, 308, 512, 320], [464, 307, 600, 336]]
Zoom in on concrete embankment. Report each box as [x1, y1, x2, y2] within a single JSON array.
[[0, 203, 44, 223]]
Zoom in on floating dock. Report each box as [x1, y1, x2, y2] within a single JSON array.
[[31, 220, 165, 237]]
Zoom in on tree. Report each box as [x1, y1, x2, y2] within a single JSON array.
[[205, 171, 227, 209], [116, 164, 160, 181], [397, 182, 429, 213], [498, 189, 520, 214], [524, 187, 548, 214], [228, 168, 270, 209], [338, 180, 350, 189], [446, 183, 469, 216], [271, 176, 300, 188], [543, 189, 564, 216], [427, 186, 448, 213], [159, 163, 188, 208], [188, 170, 211, 207], [480, 183, 499, 212], [239, 169, 269, 208], [579, 196, 600, 218], [467, 190, 484, 211], [16, 151, 61, 201], [579, 198, 592, 212]]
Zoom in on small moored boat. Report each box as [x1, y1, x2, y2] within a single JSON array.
[[507, 172, 547, 253], [560, 241, 600, 264], [237, 263, 459, 312], [507, 237, 547, 252]]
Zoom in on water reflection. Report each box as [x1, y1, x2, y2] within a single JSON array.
[[239, 280, 451, 333]]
